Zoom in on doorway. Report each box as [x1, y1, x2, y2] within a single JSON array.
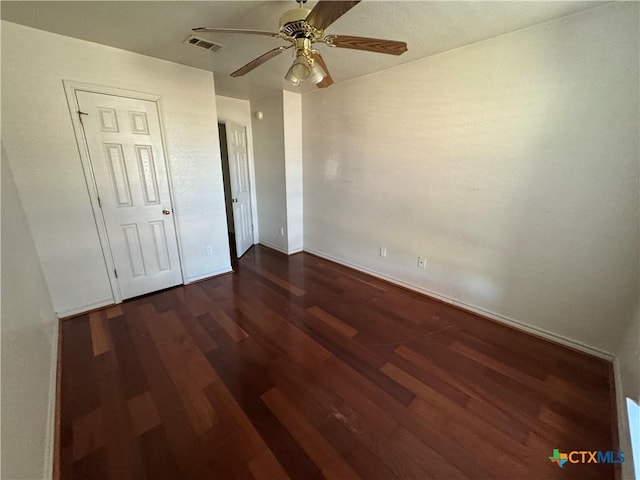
[[218, 121, 254, 260], [65, 82, 184, 302]]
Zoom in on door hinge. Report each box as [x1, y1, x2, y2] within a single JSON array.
[[114, 269, 118, 279], [97, 196, 102, 208], [77, 110, 88, 124]]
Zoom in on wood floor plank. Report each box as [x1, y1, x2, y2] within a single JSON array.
[[393, 344, 531, 443], [271, 322, 334, 371], [344, 446, 397, 480], [203, 380, 267, 461], [205, 346, 324, 479], [267, 357, 367, 462], [381, 362, 553, 474], [177, 308, 219, 354], [59, 245, 617, 480], [144, 311, 219, 434], [107, 315, 149, 400], [248, 448, 291, 480], [62, 316, 101, 418], [338, 418, 429, 480], [390, 427, 470, 480], [89, 311, 112, 356], [410, 397, 538, 478], [208, 303, 250, 342], [127, 392, 161, 437], [72, 448, 109, 480], [94, 351, 145, 480], [262, 387, 361, 480], [123, 304, 214, 478], [242, 260, 306, 296], [71, 408, 103, 461], [105, 305, 123, 319], [307, 305, 358, 338], [314, 357, 399, 437], [291, 309, 416, 407], [304, 255, 389, 293], [137, 425, 181, 480], [207, 429, 256, 480], [236, 297, 287, 336]]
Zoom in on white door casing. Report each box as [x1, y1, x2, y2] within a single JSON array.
[[76, 90, 182, 300], [225, 120, 253, 258]]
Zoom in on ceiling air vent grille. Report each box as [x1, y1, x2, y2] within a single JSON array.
[[183, 35, 225, 52]]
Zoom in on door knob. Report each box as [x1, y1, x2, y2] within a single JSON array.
[[162, 209, 171, 215]]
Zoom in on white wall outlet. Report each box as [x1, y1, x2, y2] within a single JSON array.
[[380, 247, 387, 257], [279, 227, 285, 236], [206, 245, 213, 255], [417, 256, 427, 269]]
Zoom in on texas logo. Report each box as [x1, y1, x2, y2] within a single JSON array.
[[549, 449, 625, 468], [549, 449, 568, 468]]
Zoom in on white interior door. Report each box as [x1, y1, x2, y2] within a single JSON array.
[[76, 90, 182, 300], [225, 121, 253, 258]]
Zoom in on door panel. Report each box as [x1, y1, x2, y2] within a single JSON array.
[[225, 121, 253, 257], [76, 91, 182, 299]]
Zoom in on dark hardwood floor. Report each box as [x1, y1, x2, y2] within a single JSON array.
[[59, 245, 617, 479]]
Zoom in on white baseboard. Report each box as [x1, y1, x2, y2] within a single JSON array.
[[304, 247, 614, 361], [287, 248, 303, 255], [186, 267, 233, 283], [43, 322, 59, 479], [258, 240, 289, 255], [57, 298, 114, 318]]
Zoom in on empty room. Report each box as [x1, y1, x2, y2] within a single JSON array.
[[1, 1, 638, 479]]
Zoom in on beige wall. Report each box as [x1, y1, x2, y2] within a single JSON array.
[[250, 91, 304, 255], [252, 92, 289, 253], [1, 21, 231, 316], [1, 145, 58, 479], [283, 91, 304, 254], [302, 2, 639, 355]]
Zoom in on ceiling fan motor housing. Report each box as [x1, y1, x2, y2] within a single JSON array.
[[279, 8, 314, 39]]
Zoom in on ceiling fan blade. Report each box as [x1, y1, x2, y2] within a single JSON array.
[[312, 52, 334, 89], [193, 27, 280, 37], [230, 45, 291, 77], [305, 1, 361, 30], [328, 35, 407, 55]]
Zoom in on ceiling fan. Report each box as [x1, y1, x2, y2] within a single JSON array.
[[193, 0, 408, 89]]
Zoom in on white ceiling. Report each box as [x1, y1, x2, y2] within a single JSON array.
[[1, 0, 606, 100]]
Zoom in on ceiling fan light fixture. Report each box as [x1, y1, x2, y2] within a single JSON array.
[[309, 60, 326, 84], [285, 53, 314, 86], [284, 64, 302, 86], [291, 54, 311, 80]]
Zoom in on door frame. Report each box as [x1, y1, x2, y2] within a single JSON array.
[[218, 119, 258, 259], [220, 119, 259, 245], [63, 80, 185, 303]]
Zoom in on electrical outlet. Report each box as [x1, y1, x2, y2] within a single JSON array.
[[279, 227, 285, 236], [417, 256, 427, 269], [380, 247, 387, 257], [206, 245, 213, 255]]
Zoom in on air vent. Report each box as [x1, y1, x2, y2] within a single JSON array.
[[183, 35, 225, 53]]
